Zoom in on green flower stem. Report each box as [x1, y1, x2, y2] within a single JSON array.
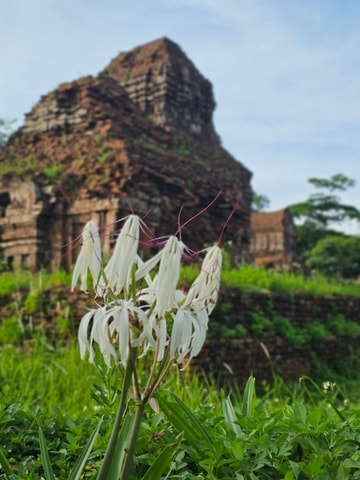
[[120, 400, 145, 480], [142, 348, 171, 403], [143, 359, 173, 403], [96, 357, 134, 480]]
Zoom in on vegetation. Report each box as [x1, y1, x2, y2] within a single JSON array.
[[289, 174, 360, 280], [252, 192, 271, 212], [0, 118, 15, 147], [2, 338, 360, 478], [0, 230, 360, 478]]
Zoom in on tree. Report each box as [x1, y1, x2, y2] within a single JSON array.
[[307, 235, 360, 280], [252, 192, 270, 212], [289, 174, 360, 279], [289, 174, 360, 229], [0, 118, 15, 147]]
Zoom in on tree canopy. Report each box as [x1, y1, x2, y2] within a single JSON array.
[[289, 174, 360, 229], [289, 174, 360, 280], [0, 118, 15, 147]]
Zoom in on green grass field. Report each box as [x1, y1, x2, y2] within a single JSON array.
[[1, 265, 360, 478], [1, 337, 360, 478]]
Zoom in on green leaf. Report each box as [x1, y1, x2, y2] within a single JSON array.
[[168, 391, 213, 443], [39, 426, 56, 480], [242, 376, 256, 417], [107, 413, 134, 480], [222, 396, 242, 437], [141, 433, 183, 480], [68, 417, 102, 480], [157, 396, 201, 447], [0, 448, 14, 478]]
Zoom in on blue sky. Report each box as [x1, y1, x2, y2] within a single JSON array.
[[1, 0, 360, 233]]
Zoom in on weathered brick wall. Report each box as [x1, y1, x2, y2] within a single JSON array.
[[1, 286, 360, 385], [191, 289, 360, 385]]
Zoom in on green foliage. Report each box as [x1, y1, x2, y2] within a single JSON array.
[[0, 118, 15, 147], [252, 192, 270, 212], [307, 234, 360, 279], [23, 289, 43, 314], [219, 264, 360, 297], [2, 335, 360, 478], [0, 315, 24, 345], [289, 174, 360, 279], [43, 164, 63, 180], [249, 310, 360, 346], [289, 173, 360, 228]]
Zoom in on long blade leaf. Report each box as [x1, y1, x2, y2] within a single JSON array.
[[242, 376, 256, 417], [0, 448, 13, 477], [68, 417, 103, 480], [141, 434, 183, 480], [168, 391, 213, 443], [39, 427, 55, 480], [222, 396, 242, 437], [107, 413, 134, 480]]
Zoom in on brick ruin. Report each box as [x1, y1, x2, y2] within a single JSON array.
[[250, 208, 297, 269], [0, 37, 253, 271]]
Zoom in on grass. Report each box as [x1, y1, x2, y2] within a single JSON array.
[[0, 263, 358, 301], [0, 337, 102, 419], [0, 269, 71, 298], [2, 335, 360, 478], [221, 265, 360, 296], [1, 264, 360, 477]]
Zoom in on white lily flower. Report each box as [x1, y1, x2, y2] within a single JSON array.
[[107, 300, 147, 366], [78, 307, 111, 363], [186, 244, 222, 314], [155, 236, 185, 317], [78, 309, 97, 362], [72, 221, 102, 292], [169, 302, 209, 364], [103, 215, 140, 295], [78, 300, 151, 367]]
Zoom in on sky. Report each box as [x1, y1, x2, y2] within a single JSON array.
[[1, 0, 360, 233]]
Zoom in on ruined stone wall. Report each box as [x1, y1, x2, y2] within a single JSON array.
[[1, 283, 358, 387], [192, 289, 360, 385], [0, 180, 51, 269]]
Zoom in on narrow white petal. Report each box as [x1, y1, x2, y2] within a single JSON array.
[[78, 310, 96, 360], [169, 309, 184, 359], [72, 221, 102, 292], [118, 308, 130, 367], [105, 215, 140, 294], [155, 236, 184, 317], [186, 244, 222, 314], [156, 318, 168, 362]]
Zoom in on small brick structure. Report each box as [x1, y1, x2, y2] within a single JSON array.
[[250, 209, 297, 269]]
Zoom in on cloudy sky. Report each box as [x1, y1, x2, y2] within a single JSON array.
[[1, 0, 359, 232]]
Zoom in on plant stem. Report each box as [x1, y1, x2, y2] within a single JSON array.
[[96, 358, 133, 480], [120, 401, 145, 480]]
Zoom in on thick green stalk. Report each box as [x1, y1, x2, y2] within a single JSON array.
[[120, 401, 145, 480], [96, 358, 133, 480]]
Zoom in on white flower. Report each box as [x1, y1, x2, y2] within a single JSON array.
[[136, 236, 186, 317], [102, 215, 140, 295], [72, 221, 102, 292], [78, 307, 110, 363], [186, 244, 222, 314], [156, 236, 184, 315], [78, 300, 151, 367], [169, 294, 209, 364]]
